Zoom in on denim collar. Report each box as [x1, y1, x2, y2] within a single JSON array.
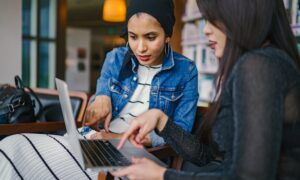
[[161, 44, 175, 71]]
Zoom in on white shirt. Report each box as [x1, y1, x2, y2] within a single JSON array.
[[109, 64, 162, 133]]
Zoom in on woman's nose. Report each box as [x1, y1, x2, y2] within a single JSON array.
[[137, 40, 147, 53], [203, 21, 211, 36]]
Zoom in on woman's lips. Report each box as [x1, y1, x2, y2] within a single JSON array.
[[138, 55, 151, 62], [209, 41, 217, 49]]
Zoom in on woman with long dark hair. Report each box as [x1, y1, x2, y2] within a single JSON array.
[[113, 0, 300, 179]]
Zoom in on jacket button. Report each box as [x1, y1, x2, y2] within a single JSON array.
[[124, 94, 128, 99], [111, 85, 115, 90], [133, 76, 137, 81]]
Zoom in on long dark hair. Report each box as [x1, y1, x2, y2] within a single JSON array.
[[196, 0, 300, 155]]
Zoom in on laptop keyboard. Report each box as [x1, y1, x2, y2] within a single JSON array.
[[80, 140, 131, 167]]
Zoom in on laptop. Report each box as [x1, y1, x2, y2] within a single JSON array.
[[55, 78, 166, 172]]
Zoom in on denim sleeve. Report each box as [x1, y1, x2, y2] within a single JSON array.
[[95, 50, 117, 97], [172, 64, 198, 132], [149, 130, 165, 147], [162, 52, 286, 180]]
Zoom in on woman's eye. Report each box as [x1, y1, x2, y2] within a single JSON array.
[[147, 36, 156, 41], [129, 36, 137, 40]]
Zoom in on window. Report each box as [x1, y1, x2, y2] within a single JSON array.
[[22, 0, 58, 88]]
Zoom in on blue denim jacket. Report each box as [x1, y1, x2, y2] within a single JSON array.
[[96, 46, 198, 146]]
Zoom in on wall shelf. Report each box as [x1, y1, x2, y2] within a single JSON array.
[[182, 13, 202, 22], [181, 37, 208, 46]]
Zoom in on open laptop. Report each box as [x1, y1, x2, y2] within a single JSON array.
[[55, 78, 166, 172]]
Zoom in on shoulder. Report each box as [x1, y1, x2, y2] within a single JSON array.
[[238, 46, 296, 68], [228, 47, 299, 85], [172, 51, 194, 63], [233, 47, 291, 75], [106, 47, 128, 59], [104, 47, 129, 66]]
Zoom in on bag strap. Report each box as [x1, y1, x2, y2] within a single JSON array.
[[25, 86, 43, 117], [14, 75, 43, 117], [15, 75, 25, 89]]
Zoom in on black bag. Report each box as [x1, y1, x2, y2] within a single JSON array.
[[0, 76, 42, 124]]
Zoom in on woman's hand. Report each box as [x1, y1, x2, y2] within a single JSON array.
[[140, 134, 152, 147], [84, 95, 112, 131], [117, 109, 168, 149], [111, 157, 166, 180], [89, 130, 123, 140], [89, 130, 152, 146]]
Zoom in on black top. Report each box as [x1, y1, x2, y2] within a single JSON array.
[[159, 46, 300, 180]]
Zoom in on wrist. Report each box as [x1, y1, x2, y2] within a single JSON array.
[[156, 110, 168, 132], [96, 95, 110, 101], [157, 167, 167, 180]]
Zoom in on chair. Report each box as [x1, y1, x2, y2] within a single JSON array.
[[0, 87, 88, 136]]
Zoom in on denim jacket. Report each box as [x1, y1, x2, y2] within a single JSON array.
[[96, 46, 198, 146]]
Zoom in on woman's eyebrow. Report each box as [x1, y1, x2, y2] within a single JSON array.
[[144, 32, 158, 36], [128, 31, 158, 36], [128, 31, 136, 35]]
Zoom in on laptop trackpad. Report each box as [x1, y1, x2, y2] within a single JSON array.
[[109, 139, 167, 167]]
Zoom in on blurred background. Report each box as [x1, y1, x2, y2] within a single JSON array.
[[0, 0, 299, 107]]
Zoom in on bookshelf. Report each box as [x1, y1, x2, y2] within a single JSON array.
[[181, 0, 218, 107], [285, 0, 300, 38], [284, 0, 300, 54]]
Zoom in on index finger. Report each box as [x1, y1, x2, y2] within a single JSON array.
[[104, 112, 112, 132], [117, 122, 140, 149]]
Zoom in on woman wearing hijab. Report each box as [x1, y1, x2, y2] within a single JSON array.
[[83, 0, 198, 148]]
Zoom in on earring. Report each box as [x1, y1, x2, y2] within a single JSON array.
[[126, 42, 129, 48], [164, 43, 170, 56]]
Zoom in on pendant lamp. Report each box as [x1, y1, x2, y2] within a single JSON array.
[[103, 0, 126, 22]]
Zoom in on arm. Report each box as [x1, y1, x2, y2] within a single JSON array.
[[114, 109, 213, 179], [158, 119, 213, 166], [117, 108, 214, 165], [164, 53, 285, 179]]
